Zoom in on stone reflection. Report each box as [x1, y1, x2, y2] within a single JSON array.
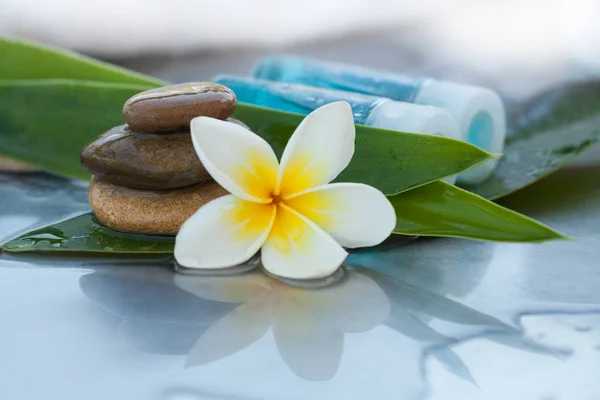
[[173, 268, 391, 380]]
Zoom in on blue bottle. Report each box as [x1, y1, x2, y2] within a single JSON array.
[[252, 56, 506, 184], [214, 75, 461, 184]]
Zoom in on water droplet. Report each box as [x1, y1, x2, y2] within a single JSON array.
[[25, 232, 67, 245], [28, 233, 65, 241]]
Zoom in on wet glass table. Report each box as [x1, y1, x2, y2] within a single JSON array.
[[1, 143, 599, 400]]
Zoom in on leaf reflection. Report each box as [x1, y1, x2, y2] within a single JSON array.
[[173, 268, 391, 380]]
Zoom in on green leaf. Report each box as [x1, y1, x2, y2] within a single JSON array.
[[465, 81, 600, 199], [0, 79, 492, 194], [0, 37, 164, 86], [389, 180, 566, 242], [1, 213, 174, 254]]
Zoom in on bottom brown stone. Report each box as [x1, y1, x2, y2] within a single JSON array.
[[89, 177, 228, 235]]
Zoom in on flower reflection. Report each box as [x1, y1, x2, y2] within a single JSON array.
[[173, 267, 390, 380]]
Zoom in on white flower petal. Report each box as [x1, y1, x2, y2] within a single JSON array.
[[272, 303, 343, 381], [285, 183, 396, 248], [175, 195, 276, 269], [190, 117, 279, 202], [298, 271, 391, 333], [276, 101, 355, 197], [262, 204, 348, 279], [185, 299, 272, 367]]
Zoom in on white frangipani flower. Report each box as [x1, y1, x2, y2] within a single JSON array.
[[175, 101, 396, 279]]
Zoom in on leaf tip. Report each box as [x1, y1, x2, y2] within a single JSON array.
[[559, 234, 577, 242], [531, 230, 574, 243]]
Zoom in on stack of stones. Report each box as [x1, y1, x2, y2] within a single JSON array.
[[81, 82, 243, 236]]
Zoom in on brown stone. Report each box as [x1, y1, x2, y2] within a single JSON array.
[[80, 124, 210, 190], [122, 82, 236, 132], [89, 177, 228, 235]]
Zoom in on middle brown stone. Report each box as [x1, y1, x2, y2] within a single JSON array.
[[81, 125, 210, 190]]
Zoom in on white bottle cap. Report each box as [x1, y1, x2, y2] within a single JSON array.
[[366, 99, 462, 184], [414, 80, 506, 185]]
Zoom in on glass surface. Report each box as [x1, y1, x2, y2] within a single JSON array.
[[1, 146, 600, 399]]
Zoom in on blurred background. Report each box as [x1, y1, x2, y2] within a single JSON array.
[[1, 0, 599, 99]]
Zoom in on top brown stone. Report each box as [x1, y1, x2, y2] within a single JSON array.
[[122, 82, 236, 132]]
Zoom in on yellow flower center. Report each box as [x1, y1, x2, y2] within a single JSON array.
[[270, 192, 285, 206]]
